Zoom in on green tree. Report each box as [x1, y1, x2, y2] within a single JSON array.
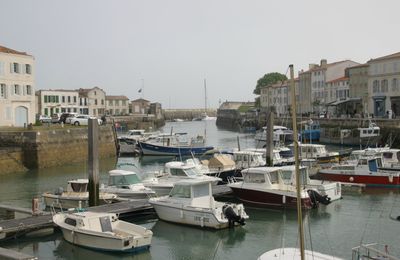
[[254, 72, 288, 95]]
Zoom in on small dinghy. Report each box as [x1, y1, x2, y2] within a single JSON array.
[[53, 211, 153, 253]]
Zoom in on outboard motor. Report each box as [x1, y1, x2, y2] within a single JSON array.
[[222, 204, 246, 228], [307, 189, 331, 208]]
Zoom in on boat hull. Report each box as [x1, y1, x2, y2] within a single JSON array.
[[150, 202, 231, 229], [138, 141, 214, 156], [317, 171, 400, 187], [59, 227, 151, 253], [230, 187, 313, 209]]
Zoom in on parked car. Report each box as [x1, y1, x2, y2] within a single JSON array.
[[37, 115, 52, 123], [71, 115, 102, 126], [60, 112, 79, 124], [51, 113, 62, 123]]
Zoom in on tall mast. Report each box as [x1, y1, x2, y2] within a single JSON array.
[[289, 64, 305, 260], [204, 79, 207, 113]]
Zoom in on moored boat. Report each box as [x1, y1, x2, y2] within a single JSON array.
[[53, 211, 153, 252], [42, 179, 117, 209], [149, 179, 249, 229]]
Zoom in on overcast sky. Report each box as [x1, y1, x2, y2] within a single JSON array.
[[1, 0, 399, 109]]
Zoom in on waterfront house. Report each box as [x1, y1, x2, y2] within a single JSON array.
[[0, 45, 35, 127], [260, 81, 291, 117], [105, 95, 129, 116], [347, 64, 369, 115], [298, 68, 312, 114], [367, 52, 400, 118], [130, 98, 150, 114], [78, 87, 106, 116], [36, 89, 79, 116]]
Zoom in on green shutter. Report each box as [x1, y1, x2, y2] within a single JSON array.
[[44, 108, 48, 115]]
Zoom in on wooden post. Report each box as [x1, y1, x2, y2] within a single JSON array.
[[266, 110, 274, 166], [88, 118, 99, 207]]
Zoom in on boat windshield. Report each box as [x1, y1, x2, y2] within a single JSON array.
[[169, 185, 191, 198], [170, 167, 199, 177], [70, 183, 88, 192], [281, 168, 308, 185], [109, 174, 141, 186], [244, 172, 265, 183]]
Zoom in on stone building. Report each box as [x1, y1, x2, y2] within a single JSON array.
[[78, 86, 106, 116], [0, 45, 35, 126], [260, 81, 291, 116], [130, 98, 150, 114], [105, 95, 129, 115], [347, 64, 369, 115], [367, 52, 400, 117]]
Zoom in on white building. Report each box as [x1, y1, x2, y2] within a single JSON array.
[[36, 89, 79, 116], [78, 87, 106, 116], [325, 76, 350, 104], [310, 59, 359, 112], [367, 52, 400, 117], [0, 46, 35, 127], [260, 81, 291, 116], [105, 95, 129, 116]]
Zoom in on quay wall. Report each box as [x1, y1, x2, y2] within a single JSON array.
[[0, 148, 27, 174], [108, 115, 165, 131], [0, 126, 117, 171]]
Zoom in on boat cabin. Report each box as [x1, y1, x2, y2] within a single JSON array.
[[164, 161, 202, 177], [233, 151, 266, 169], [358, 122, 380, 138], [67, 179, 89, 193], [108, 170, 142, 188], [279, 165, 310, 186], [168, 180, 214, 208], [241, 167, 286, 187]]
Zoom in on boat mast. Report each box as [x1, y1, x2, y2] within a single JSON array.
[[204, 78, 207, 114], [289, 64, 305, 260]]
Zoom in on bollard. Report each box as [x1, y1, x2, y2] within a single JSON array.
[[32, 197, 39, 215]]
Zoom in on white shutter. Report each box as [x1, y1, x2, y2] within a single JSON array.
[[21, 64, 25, 75], [22, 85, 26, 95], [10, 63, 13, 74]]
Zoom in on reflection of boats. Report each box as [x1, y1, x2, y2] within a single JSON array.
[[100, 169, 156, 199], [142, 160, 221, 196], [53, 211, 153, 252], [138, 133, 214, 156], [42, 179, 116, 209], [149, 179, 248, 229]]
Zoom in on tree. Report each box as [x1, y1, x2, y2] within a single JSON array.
[[254, 72, 288, 95]]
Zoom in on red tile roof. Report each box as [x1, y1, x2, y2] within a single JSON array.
[[0, 45, 30, 56]]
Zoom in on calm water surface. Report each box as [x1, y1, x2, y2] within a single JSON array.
[[1, 121, 400, 259]]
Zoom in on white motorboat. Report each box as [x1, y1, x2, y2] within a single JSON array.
[[100, 169, 156, 199], [149, 179, 249, 229], [53, 211, 153, 252], [231, 150, 266, 169], [291, 143, 340, 164], [142, 161, 221, 196], [279, 165, 342, 202], [42, 179, 117, 209], [254, 125, 295, 146], [228, 167, 319, 209]]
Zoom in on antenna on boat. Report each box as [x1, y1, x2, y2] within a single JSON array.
[[289, 64, 306, 260]]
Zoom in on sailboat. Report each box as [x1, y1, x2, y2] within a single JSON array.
[[201, 79, 216, 121], [258, 65, 343, 260]]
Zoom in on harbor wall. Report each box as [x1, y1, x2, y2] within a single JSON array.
[[0, 148, 27, 174], [0, 126, 117, 171], [163, 109, 217, 121]]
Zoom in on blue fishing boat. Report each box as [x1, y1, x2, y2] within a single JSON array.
[[301, 119, 320, 142], [138, 133, 214, 156]]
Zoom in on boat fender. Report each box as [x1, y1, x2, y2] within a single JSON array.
[[307, 190, 331, 207], [222, 204, 245, 228]]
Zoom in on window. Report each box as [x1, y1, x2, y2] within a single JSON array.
[[392, 78, 398, 92], [13, 63, 20, 73], [25, 64, 31, 74], [101, 99, 104, 105], [109, 100, 113, 106], [0, 84, 6, 98], [62, 96, 65, 103], [73, 96, 77, 103], [68, 96, 71, 103], [14, 84, 20, 95], [95, 99, 98, 105], [26, 85, 32, 95], [44, 108, 48, 115], [64, 218, 77, 226], [94, 91, 97, 95]]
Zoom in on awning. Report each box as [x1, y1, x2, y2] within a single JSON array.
[[326, 98, 361, 106]]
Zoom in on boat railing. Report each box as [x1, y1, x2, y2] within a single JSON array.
[[227, 176, 240, 184], [351, 243, 400, 260]]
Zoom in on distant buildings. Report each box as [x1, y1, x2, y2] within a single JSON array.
[[105, 95, 129, 115], [0, 46, 35, 126], [259, 54, 400, 118]]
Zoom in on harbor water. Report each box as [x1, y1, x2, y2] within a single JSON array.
[[1, 120, 400, 259]]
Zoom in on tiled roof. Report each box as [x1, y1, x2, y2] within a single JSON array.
[[0, 45, 30, 56], [347, 63, 369, 69], [132, 98, 150, 102], [326, 76, 349, 84], [368, 52, 400, 63], [106, 95, 129, 100]]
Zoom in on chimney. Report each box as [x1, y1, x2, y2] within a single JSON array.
[[321, 59, 327, 67]]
